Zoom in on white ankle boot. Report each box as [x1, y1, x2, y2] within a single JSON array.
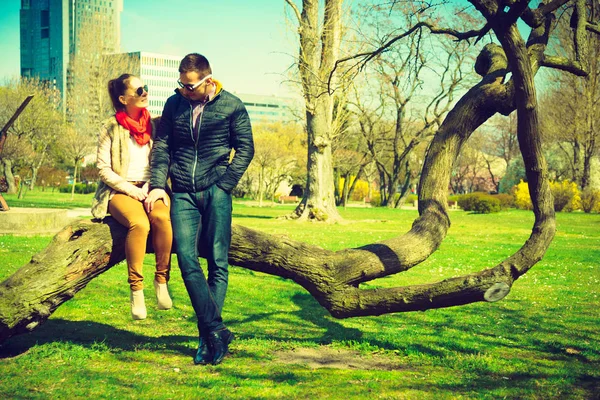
[[154, 280, 173, 310], [130, 289, 147, 320]]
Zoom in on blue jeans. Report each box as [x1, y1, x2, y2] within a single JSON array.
[[171, 185, 232, 334]]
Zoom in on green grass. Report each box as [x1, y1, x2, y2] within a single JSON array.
[[2, 188, 94, 209], [0, 196, 599, 399]]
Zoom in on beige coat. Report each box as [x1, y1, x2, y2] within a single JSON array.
[[91, 116, 157, 219]]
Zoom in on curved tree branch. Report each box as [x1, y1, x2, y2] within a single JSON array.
[[522, 0, 571, 28], [540, 55, 587, 76], [328, 21, 488, 91], [284, 0, 302, 24]]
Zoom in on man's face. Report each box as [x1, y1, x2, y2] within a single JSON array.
[[178, 71, 213, 101]]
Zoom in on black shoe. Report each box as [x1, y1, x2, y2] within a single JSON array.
[[207, 328, 234, 365], [193, 336, 211, 365]]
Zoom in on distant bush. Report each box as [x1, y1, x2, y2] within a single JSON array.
[[350, 180, 369, 201], [403, 194, 418, 206], [550, 180, 580, 212], [580, 188, 600, 213], [513, 180, 532, 210], [458, 193, 481, 211], [59, 183, 97, 194], [458, 192, 501, 213], [492, 193, 514, 209], [370, 193, 382, 207], [474, 196, 501, 213]]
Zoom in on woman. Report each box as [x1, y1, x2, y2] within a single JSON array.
[[91, 73, 173, 320]]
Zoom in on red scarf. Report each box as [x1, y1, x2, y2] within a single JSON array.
[[115, 109, 152, 146]]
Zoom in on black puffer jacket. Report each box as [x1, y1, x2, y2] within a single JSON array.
[[150, 86, 254, 193]]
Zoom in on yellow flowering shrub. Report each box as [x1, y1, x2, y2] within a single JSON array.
[[550, 180, 581, 212], [513, 180, 532, 210], [338, 177, 370, 201], [581, 188, 600, 213], [513, 179, 582, 212]]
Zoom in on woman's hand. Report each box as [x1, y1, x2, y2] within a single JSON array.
[[128, 184, 148, 202]]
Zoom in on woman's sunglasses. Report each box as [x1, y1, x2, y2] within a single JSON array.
[[134, 85, 149, 96]]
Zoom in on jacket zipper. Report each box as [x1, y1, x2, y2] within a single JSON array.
[[187, 90, 221, 192], [188, 102, 200, 192]]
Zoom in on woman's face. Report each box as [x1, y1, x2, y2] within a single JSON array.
[[119, 77, 149, 110]]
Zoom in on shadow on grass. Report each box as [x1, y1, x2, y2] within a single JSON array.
[[0, 319, 196, 359], [291, 292, 363, 344], [232, 213, 275, 219], [227, 292, 364, 344], [242, 288, 600, 367]]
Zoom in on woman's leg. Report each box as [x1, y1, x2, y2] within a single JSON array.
[[108, 194, 150, 291], [148, 199, 173, 310], [147, 199, 172, 284]]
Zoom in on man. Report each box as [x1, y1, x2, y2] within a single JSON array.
[[145, 53, 254, 365]]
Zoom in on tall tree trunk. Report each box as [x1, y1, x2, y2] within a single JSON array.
[[287, 0, 343, 222], [70, 163, 79, 200], [258, 166, 264, 207], [29, 149, 47, 191], [581, 73, 595, 189], [295, 115, 339, 220], [3, 159, 17, 194]]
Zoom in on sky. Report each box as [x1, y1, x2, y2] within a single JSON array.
[[0, 0, 300, 97]]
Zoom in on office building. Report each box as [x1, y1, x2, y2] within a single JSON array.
[[235, 93, 297, 125], [20, 0, 122, 107], [118, 52, 298, 122], [122, 51, 181, 116]]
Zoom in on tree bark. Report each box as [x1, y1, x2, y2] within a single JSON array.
[[288, 0, 343, 222], [3, 159, 17, 194], [70, 162, 79, 200]]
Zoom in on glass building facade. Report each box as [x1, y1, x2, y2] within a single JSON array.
[[20, 0, 122, 109]]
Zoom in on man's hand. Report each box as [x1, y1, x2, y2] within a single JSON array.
[[144, 188, 169, 213]]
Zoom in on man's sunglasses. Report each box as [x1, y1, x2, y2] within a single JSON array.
[[134, 85, 148, 96], [177, 74, 212, 91]]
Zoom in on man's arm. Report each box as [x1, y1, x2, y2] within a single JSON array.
[[217, 101, 255, 193], [145, 98, 174, 212], [149, 98, 174, 191]]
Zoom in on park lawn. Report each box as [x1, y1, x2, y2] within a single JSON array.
[[0, 203, 599, 399], [2, 188, 94, 209]]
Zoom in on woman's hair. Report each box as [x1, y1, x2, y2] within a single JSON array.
[[107, 73, 134, 112], [179, 53, 212, 78]]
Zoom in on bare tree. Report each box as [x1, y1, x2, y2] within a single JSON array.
[[285, 0, 345, 221], [0, 79, 62, 194], [67, 17, 138, 140], [474, 113, 520, 192], [54, 125, 95, 200], [349, 4, 474, 207], [2, 0, 600, 343], [331, 101, 371, 206], [248, 122, 305, 206], [541, 1, 599, 190], [451, 134, 494, 193]]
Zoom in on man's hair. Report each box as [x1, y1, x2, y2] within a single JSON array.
[[179, 53, 212, 77]]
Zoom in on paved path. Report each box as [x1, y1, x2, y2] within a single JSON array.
[[0, 207, 92, 235]]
